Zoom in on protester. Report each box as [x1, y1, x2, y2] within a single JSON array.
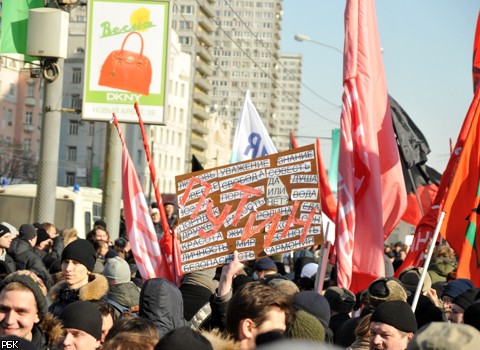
[[103, 332, 155, 350], [155, 326, 213, 350], [407, 322, 480, 350], [324, 286, 356, 339], [427, 245, 457, 284], [287, 309, 325, 343], [346, 313, 371, 350], [369, 300, 417, 350], [139, 277, 189, 337], [0, 224, 16, 275], [90, 300, 117, 346], [150, 208, 163, 240], [102, 256, 140, 318], [59, 300, 103, 349], [440, 278, 474, 320], [253, 257, 279, 281], [104, 317, 159, 344], [0, 270, 63, 349], [449, 288, 480, 324], [49, 239, 109, 316], [8, 224, 51, 288]]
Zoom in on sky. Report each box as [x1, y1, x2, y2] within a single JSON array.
[[281, 1, 479, 172]]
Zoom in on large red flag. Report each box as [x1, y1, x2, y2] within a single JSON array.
[[440, 90, 480, 285], [473, 11, 480, 93], [336, 0, 407, 293], [112, 114, 174, 282], [316, 138, 337, 223]]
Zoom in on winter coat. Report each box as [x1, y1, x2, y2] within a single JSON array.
[[1, 252, 17, 274], [106, 281, 140, 317], [31, 314, 63, 350], [200, 328, 241, 350], [8, 237, 51, 288], [48, 273, 109, 316], [428, 258, 456, 284], [139, 278, 189, 337]]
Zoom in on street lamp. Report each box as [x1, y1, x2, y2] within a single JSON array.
[[294, 33, 343, 54]]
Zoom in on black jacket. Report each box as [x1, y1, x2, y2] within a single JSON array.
[[139, 278, 189, 337], [8, 237, 51, 288]]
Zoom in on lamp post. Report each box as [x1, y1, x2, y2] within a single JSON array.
[[294, 33, 343, 54]]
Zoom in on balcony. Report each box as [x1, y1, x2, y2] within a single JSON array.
[[198, 15, 215, 33], [191, 137, 208, 151], [198, 45, 214, 63], [198, 0, 215, 18], [195, 75, 212, 92], [191, 122, 209, 136], [25, 96, 36, 107], [195, 60, 213, 76], [193, 106, 211, 121], [194, 91, 211, 106], [23, 123, 34, 133], [197, 31, 214, 48]]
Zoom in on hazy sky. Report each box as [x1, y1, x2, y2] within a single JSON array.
[[281, 1, 479, 172]]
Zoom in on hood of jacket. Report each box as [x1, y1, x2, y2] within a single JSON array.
[[107, 282, 140, 307], [49, 273, 109, 303], [7, 237, 32, 258], [139, 278, 189, 337]]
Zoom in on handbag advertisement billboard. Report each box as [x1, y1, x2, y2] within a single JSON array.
[[82, 0, 170, 123]]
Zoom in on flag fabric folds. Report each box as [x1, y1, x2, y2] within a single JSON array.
[[231, 90, 277, 163], [328, 128, 340, 192], [440, 89, 480, 285], [336, 0, 407, 293], [390, 95, 441, 226], [1, 0, 44, 55], [315, 138, 337, 224], [112, 115, 173, 281], [473, 11, 480, 93]]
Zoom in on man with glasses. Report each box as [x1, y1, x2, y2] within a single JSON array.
[[0, 224, 16, 274]]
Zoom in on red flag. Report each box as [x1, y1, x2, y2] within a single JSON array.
[[112, 114, 173, 281], [134, 103, 182, 286], [473, 11, 480, 93], [316, 138, 337, 223], [336, 0, 407, 293], [290, 130, 299, 149], [440, 90, 480, 285]]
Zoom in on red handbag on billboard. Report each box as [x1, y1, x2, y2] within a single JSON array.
[[98, 31, 152, 95]]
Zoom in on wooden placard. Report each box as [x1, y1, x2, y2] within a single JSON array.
[[175, 144, 324, 273]]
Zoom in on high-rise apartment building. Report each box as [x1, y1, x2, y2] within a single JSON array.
[[273, 53, 302, 152], [210, 0, 284, 147], [171, 0, 216, 167]]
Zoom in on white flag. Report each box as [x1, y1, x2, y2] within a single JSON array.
[[230, 90, 277, 162]]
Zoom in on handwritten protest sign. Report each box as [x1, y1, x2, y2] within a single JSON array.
[[175, 144, 324, 273]]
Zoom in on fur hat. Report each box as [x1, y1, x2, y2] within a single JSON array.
[[368, 277, 408, 308], [399, 267, 432, 294], [324, 286, 356, 314], [266, 277, 299, 297], [61, 239, 96, 272], [441, 278, 474, 299], [60, 301, 103, 340], [254, 257, 277, 271], [292, 291, 330, 331], [19, 224, 37, 240], [371, 300, 417, 333], [287, 310, 325, 343], [407, 322, 480, 350], [0, 270, 48, 318], [102, 256, 131, 285]]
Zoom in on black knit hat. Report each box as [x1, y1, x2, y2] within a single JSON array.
[[35, 228, 50, 246], [61, 239, 96, 272], [324, 286, 356, 314], [453, 288, 480, 310], [371, 300, 417, 333], [292, 291, 331, 331], [0, 270, 48, 318], [0, 224, 11, 237], [60, 301, 102, 340], [19, 224, 37, 240]]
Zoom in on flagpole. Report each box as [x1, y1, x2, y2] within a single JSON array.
[[412, 211, 445, 312]]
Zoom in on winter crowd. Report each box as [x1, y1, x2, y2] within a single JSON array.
[[0, 203, 479, 350]]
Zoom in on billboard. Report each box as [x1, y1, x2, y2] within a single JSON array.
[[82, 0, 170, 123], [175, 144, 324, 273]]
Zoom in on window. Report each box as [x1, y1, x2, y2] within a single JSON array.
[[72, 68, 82, 83], [67, 146, 77, 161], [27, 84, 35, 97], [7, 109, 13, 126], [66, 172, 76, 186], [71, 94, 82, 110], [89, 122, 94, 136], [24, 139, 32, 151], [25, 111, 33, 124], [69, 120, 79, 135], [179, 36, 192, 45], [179, 5, 194, 14], [9, 83, 15, 97]]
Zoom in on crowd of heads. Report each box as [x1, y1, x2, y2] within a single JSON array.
[[1, 214, 480, 350]]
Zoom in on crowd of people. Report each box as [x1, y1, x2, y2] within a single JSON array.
[[0, 203, 480, 350]]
